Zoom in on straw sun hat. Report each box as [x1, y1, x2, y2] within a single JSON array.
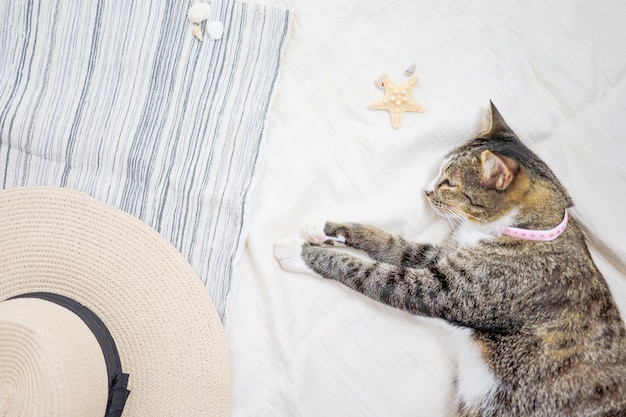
[[0, 187, 231, 416]]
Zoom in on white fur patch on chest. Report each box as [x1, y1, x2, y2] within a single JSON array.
[[453, 225, 493, 247], [446, 326, 499, 410], [452, 209, 519, 247]]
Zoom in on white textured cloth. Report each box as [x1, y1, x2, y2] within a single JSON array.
[[227, 1, 626, 416], [0, 0, 290, 318]]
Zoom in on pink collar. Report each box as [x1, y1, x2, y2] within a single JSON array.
[[502, 211, 568, 241]]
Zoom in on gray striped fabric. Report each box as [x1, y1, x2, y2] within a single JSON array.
[[0, 0, 290, 319]]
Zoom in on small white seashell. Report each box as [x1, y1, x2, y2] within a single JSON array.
[[373, 77, 384, 90], [405, 62, 416, 76], [206, 20, 224, 40], [187, 3, 211, 24], [192, 24, 203, 41]]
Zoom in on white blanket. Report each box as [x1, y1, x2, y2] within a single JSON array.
[[227, 1, 626, 416]]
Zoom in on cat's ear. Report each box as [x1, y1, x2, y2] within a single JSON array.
[[488, 101, 514, 135], [480, 150, 518, 191]]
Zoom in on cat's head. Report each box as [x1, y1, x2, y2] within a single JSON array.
[[425, 102, 572, 226]]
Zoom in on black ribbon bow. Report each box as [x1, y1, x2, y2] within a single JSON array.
[[106, 373, 130, 417]]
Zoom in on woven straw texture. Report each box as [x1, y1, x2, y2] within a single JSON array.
[[0, 298, 109, 415], [0, 186, 231, 416]]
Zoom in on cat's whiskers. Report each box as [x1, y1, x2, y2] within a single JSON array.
[[441, 205, 467, 223], [429, 196, 488, 226], [437, 204, 467, 227], [441, 211, 457, 229]]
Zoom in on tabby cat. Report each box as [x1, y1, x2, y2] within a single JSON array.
[[274, 103, 626, 416]]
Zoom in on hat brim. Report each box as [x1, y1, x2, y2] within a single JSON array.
[[0, 187, 231, 416]]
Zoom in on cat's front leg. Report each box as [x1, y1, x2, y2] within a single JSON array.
[[274, 237, 316, 274], [276, 240, 452, 317], [304, 221, 437, 267], [274, 236, 382, 286], [275, 239, 471, 323], [302, 221, 347, 246], [274, 236, 375, 278]]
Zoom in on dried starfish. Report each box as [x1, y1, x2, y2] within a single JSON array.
[[370, 74, 424, 128]]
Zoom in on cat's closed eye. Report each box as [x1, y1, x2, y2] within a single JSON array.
[[438, 178, 457, 188]]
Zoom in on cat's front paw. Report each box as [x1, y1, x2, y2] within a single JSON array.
[[303, 221, 346, 246], [274, 238, 315, 274]]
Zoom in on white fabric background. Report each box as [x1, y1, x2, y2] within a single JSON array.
[[227, 1, 626, 416]]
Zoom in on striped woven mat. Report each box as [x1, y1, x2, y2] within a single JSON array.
[[0, 0, 290, 319]]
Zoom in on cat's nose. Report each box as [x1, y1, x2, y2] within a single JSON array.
[[424, 189, 433, 197]]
